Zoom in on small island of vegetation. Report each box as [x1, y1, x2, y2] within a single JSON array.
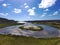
[[19, 25, 43, 31]]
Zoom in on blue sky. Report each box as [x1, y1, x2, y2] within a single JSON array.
[[0, 0, 60, 21]]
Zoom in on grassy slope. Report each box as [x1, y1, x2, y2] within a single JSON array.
[[0, 23, 23, 28], [32, 22, 60, 30], [0, 35, 60, 45], [0, 24, 14, 28], [46, 24, 60, 30]]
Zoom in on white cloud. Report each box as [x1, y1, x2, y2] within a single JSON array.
[[25, 5, 29, 8], [27, 9, 35, 16], [39, 0, 57, 8], [2, 3, 11, 7], [32, 7, 36, 10], [44, 9, 49, 11], [41, 13, 46, 17], [53, 11, 58, 15], [24, 3, 29, 9], [0, 13, 9, 16], [41, 15, 45, 17], [2, 3, 7, 7], [24, 3, 27, 5], [13, 8, 22, 14]]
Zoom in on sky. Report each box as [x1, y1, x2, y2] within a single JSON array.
[[0, 0, 60, 21]]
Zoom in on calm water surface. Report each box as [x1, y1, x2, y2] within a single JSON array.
[[0, 23, 60, 38]]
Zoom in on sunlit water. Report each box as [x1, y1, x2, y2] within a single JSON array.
[[0, 23, 60, 38]]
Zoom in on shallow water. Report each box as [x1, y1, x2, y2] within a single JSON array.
[[0, 23, 60, 38]]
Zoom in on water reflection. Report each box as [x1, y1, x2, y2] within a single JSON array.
[[0, 23, 60, 38]]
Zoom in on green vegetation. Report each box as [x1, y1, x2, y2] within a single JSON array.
[[28, 20, 60, 30], [0, 18, 24, 28], [0, 23, 24, 28], [0, 24, 15, 28], [19, 25, 43, 31], [0, 23, 14, 28], [0, 34, 60, 45], [43, 23, 60, 30], [45, 23, 60, 30], [0, 18, 60, 45]]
